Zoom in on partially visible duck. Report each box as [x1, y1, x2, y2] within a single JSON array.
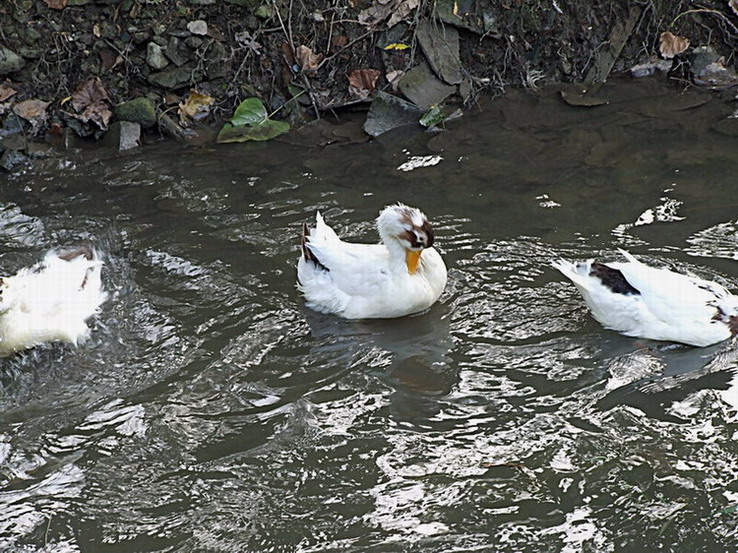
[[0, 245, 107, 356], [554, 249, 738, 347], [297, 204, 447, 319]]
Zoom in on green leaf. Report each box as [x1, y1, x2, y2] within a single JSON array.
[[217, 97, 290, 143], [230, 97, 268, 126], [419, 105, 444, 128], [217, 119, 290, 143]]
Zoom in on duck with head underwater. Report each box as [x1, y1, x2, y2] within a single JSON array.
[[297, 203, 447, 319], [0, 245, 107, 357]]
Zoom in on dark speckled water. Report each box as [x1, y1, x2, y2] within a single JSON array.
[[2, 78, 738, 552]]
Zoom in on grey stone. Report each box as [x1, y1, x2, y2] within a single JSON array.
[[114, 97, 157, 128], [146, 42, 169, 70], [164, 37, 188, 66], [187, 20, 208, 36], [363, 91, 424, 137], [148, 66, 196, 89], [0, 148, 27, 171], [415, 19, 462, 85], [0, 46, 25, 76], [105, 121, 140, 150], [398, 63, 455, 109]]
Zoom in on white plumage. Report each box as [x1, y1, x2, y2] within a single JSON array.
[[554, 249, 738, 347], [297, 204, 447, 319], [0, 246, 107, 357]]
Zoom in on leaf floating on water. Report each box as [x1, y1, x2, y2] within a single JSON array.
[[216, 97, 290, 143], [559, 90, 609, 107], [659, 31, 690, 59], [178, 89, 215, 125]]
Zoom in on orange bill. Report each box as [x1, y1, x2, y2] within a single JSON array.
[[406, 250, 422, 274]]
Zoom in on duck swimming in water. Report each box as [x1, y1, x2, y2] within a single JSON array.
[[0, 245, 107, 356], [297, 204, 447, 319], [554, 249, 738, 347]]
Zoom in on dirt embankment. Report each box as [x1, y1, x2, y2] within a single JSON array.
[[1, 0, 738, 169]]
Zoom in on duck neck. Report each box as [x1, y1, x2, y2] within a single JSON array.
[[382, 236, 420, 274]]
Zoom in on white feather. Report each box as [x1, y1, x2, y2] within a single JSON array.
[[0, 248, 108, 356], [554, 250, 738, 347], [297, 205, 447, 319]]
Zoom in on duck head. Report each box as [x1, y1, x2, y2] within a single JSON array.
[[376, 203, 435, 275]]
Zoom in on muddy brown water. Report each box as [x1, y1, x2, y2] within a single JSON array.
[[2, 77, 738, 552]]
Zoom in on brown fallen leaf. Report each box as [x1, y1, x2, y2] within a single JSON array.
[[43, 0, 67, 9], [347, 68, 381, 100], [386, 69, 404, 92], [659, 31, 689, 59], [70, 77, 113, 130], [0, 84, 17, 103], [178, 89, 215, 125], [13, 99, 50, 134], [296, 45, 323, 72], [359, 0, 418, 28]]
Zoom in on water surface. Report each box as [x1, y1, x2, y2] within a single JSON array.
[[2, 77, 738, 552]]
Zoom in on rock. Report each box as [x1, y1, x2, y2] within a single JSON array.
[[104, 121, 140, 150], [415, 19, 462, 85], [363, 91, 424, 137], [113, 97, 157, 128], [0, 133, 26, 151], [146, 42, 169, 70], [206, 41, 228, 79], [189, 0, 217, 4], [148, 66, 198, 89], [187, 20, 208, 36], [164, 37, 188, 66], [398, 63, 455, 109], [0, 47, 25, 76], [0, 149, 27, 172]]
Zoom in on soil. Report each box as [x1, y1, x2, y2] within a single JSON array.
[[1, 0, 738, 168]]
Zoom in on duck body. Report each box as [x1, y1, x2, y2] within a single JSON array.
[[0, 246, 107, 356], [554, 250, 738, 347], [297, 204, 447, 319]]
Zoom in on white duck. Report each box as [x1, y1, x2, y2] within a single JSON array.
[[554, 249, 738, 347], [297, 204, 447, 319], [0, 246, 107, 357]]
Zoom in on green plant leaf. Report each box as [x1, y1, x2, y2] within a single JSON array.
[[419, 105, 444, 128], [217, 119, 290, 143], [230, 97, 268, 126]]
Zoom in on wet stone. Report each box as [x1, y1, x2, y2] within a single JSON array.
[[113, 97, 156, 128], [398, 62, 455, 109], [148, 66, 197, 89], [363, 91, 424, 137], [146, 42, 169, 70], [0, 148, 27, 171], [0, 47, 25, 76], [187, 20, 208, 36], [104, 121, 140, 150], [415, 19, 462, 85]]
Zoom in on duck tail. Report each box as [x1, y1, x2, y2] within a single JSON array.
[[301, 221, 329, 272]]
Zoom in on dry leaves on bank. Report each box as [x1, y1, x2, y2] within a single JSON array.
[[659, 31, 690, 59], [0, 85, 17, 103], [347, 69, 381, 100], [358, 0, 419, 28], [13, 99, 50, 133], [178, 89, 215, 126], [43, 0, 67, 9], [69, 77, 113, 130], [296, 45, 323, 72]]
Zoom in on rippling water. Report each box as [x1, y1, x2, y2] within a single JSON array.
[[2, 77, 738, 552]]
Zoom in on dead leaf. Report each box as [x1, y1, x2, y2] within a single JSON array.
[[13, 99, 50, 134], [178, 89, 215, 125], [296, 45, 323, 72], [43, 0, 67, 9], [359, 0, 418, 28], [386, 69, 404, 92], [731, 0, 738, 16], [347, 68, 381, 100], [659, 31, 689, 59], [0, 84, 17, 103], [70, 77, 113, 130], [331, 36, 349, 53]]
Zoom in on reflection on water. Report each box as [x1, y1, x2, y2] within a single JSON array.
[[2, 77, 738, 551]]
